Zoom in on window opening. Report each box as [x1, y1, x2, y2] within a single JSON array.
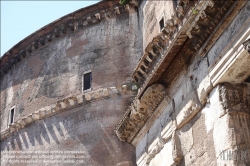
[[9, 108, 15, 125], [159, 17, 165, 31], [83, 72, 92, 91]]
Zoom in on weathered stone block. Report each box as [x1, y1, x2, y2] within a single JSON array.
[[197, 75, 213, 106], [176, 123, 193, 156], [148, 139, 174, 166], [32, 112, 40, 120], [161, 120, 175, 141], [77, 94, 84, 103], [213, 114, 236, 159], [85, 93, 91, 101], [176, 100, 202, 129], [39, 109, 46, 118], [136, 132, 147, 160], [26, 115, 33, 124]]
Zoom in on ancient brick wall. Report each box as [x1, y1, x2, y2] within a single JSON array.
[[0, 3, 141, 166], [1, 95, 136, 166], [138, 0, 175, 51], [0, 10, 141, 129]]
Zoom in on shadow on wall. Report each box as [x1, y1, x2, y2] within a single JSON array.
[[0, 98, 136, 165]]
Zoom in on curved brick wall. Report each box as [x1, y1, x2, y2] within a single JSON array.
[[0, 2, 141, 165]]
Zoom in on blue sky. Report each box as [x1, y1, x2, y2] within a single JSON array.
[[1, 1, 100, 56]]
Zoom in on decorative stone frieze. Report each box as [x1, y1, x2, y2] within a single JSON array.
[[0, 83, 136, 141], [115, 84, 166, 143]]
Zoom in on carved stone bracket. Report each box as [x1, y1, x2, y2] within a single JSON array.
[[129, 0, 138, 7], [115, 84, 166, 143], [132, 0, 190, 86], [186, 0, 238, 51], [186, 0, 215, 39]]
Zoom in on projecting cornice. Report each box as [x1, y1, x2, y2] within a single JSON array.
[[115, 84, 166, 143], [132, 0, 191, 86], [132, 0, 246, 98], [0, 0, 138, 77], [209, 25, 250, 86], [0, 82, 137, 141]]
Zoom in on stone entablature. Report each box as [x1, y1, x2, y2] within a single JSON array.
[[115, 84, 166, 143], [132, 0, 244, 99], [0, 0, 137, 77], [0, 83, 137, 141], [209, 26, 250, 85]]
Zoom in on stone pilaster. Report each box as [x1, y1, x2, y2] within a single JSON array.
[[214, 83, 250, 165]]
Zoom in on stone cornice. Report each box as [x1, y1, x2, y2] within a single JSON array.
[[209, 25, 250, 86], [0, 0, 137, 77], [0, 82, 137, 141], [132, 0, 243, 99], [131, 96, 171, 146], [132, 0, 192, 87], [115, 84, 166, 143]]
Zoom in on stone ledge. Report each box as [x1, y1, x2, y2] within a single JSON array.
[[0, 83, 137, 141]]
